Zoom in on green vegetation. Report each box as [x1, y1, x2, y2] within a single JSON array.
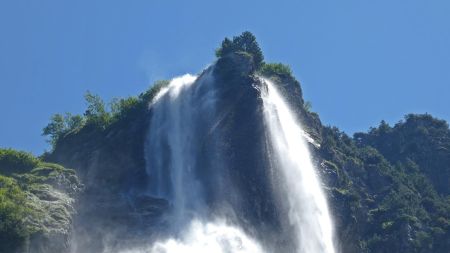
[[354, 114, 450, 195], [259, 62, 292, 77], [215, 32, 296, 83], [42, 80, 170, 150], [0, 148, 81, 253], [0, 149, 39, 175], [84, 91, 110, 127], [216, 31, 264, 68], [139, 80, 170, 102], [42, 113, 86, 147], [319, 113, 450, 252], [110, 96, 140, 121], [0, 175, 31, 251]]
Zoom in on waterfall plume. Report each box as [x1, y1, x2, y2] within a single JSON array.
[[141, 68, 336, 253], [260, 77, 336, 253]]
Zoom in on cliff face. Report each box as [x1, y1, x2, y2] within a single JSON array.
[[40, 52, 450, 253], [0, 149, 82, 253], [46, 103, 161, 252]]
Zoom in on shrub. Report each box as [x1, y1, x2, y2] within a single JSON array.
[[216, 31, 264, 68], [0, 175, 31, 252], [110, 96, 140, 120], [139, 80, 170, 103], [42, 113, 85, 147], [0, 149, 39, 175], [84, 91, 111, 128], [259, 62, 292, 77]]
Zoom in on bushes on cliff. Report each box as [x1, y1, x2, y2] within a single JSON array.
[[42, 113, 85, 147], [354, 114, 450, 195], [84, 91, 111, 128], [259, 62, 292, 77], [319, 120, 450, 252], [110, 97, 140, 120], [0, 175, 31, 251], [0, 149, 39, 175], [0, 148, 81, 253], [43, 92, 113, 148], [43, 80, 170, 149], [347, 115, 450, 252], [139, 80, 170, 102], [216, 31, 264, 68], [109, 80, 170, 122], [215, 32, 295, 81]]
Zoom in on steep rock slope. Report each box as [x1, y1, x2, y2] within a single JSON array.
[[0, 149, 82, 253]]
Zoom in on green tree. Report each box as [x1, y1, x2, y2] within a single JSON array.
[[110, 96, 140, 120], [215, 38, 233, 57], [0, 175, 30, 252], [84, 91, 110, 127], [216, 31, 264, 68], [42, 113, 85, 147], [66, 114, 85, 130], [259, 63, 293, 77], [42, 114, 65, 146], [139, 80, 170, 103]]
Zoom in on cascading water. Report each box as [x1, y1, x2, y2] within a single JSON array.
[[148, 220, 265, 253], [141, 68, 336, 253], [144, 70, 266, 253], [260, 78, 336, 253], [145, 73, 203, 226]]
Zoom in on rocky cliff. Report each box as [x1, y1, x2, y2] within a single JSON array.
[[0, 149, 82, 253]]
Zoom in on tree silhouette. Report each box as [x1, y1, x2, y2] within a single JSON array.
[[216, 31, 264, 68]]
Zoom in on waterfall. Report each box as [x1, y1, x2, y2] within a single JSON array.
[[260, 77, 336, 253], [144, 70, 266, 253], [142, 70, 336, 253], [145, 73, 211, 225], [148, 220, 265, 253]]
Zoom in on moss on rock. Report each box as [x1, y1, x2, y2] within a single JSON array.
[[0, 148, 81, 253]]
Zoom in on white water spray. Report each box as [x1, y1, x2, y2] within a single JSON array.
[[143, 72, 336, 253], [119, 220, 265, 253], [145, 73, 201, 225], [143, 72, 266, 252], [149, 220, 265, 253], [261, 77, 336, 253]]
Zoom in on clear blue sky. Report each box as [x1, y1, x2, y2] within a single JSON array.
[[1, 0, 449, 154]]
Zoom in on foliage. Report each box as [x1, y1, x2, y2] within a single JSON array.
[[84, 91, 111, 128], [0, 175, 31, 252], [0, 149, 39, 175], [0, 148, 80, 253], [42, 113, 85, 147], [216, 31, 264, 68], [319, 113, 450, 252], [42, 114, 65, 144], [354, 114, 450, 195], [317, 116, 450, 252], [42, 80, 170, 150], [139, 80, 170, 103], [110, 96, 140, 121], [259, 62, 293, 77]]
